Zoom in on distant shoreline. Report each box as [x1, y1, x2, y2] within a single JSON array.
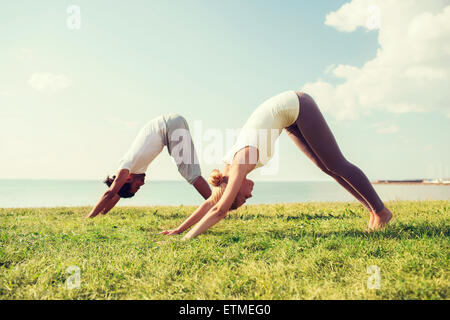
[[373, 180, 450, 186]]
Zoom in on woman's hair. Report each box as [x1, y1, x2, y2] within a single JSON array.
[[104, 175, 135, 198], [208, 169, 238, 209]]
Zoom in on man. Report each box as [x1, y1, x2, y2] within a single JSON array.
[[85, 114, 211, 218]]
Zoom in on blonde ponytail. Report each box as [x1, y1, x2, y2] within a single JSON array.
[[209, 169, 227, 204], [209, 169, 225, 187]]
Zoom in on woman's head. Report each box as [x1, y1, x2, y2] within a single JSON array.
[[208, 169, 254, 210], [104, 173, 146, 198]]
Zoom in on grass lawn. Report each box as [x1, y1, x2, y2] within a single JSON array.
[[0, 201, 448, 300]]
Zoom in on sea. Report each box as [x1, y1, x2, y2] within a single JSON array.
[[0, 180, 449, 208]]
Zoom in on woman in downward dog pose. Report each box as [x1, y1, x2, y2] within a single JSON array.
[[160, 91, 393, 239], [86, 114, 211, 218]]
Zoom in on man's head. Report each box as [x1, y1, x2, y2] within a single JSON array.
[[104, 173, 146, 198]]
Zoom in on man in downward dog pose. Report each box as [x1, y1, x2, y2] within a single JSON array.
[[86, 114, 211, 218], [160, 91, 393, 238]]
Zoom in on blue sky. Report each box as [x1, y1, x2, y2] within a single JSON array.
[[1, 0, 449, 182]]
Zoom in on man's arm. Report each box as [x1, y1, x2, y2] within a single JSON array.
[[193, 176, 212, 200], [101, 194, 121, 215], [85, 169, 129, 218]]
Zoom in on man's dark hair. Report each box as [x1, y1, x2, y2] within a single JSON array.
[[104, 176, 135, 198]]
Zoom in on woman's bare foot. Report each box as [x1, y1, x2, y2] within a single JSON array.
[[370, 207, 393, 230]]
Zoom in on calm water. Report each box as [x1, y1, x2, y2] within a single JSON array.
[[0, 180, 449, 208]]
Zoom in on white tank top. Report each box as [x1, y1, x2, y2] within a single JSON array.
[[223, 91, 300, 168]]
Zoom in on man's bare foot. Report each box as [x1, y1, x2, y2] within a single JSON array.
[[370, 207, 393, 230], [368, 212, 375, 230]]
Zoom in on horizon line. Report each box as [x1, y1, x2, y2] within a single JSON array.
[[0, 178, 441, 183]]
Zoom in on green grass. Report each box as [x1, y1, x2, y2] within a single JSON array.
[[0, 201, 449, 300]]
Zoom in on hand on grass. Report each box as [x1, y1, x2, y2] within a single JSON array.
[[85, 212, 98, 219], [159, 229, 182, 236]]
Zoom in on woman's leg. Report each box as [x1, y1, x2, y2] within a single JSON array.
[[285, 124, 373, 213], [294, 92, 392, 228]]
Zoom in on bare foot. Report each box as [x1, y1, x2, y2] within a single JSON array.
[[368, 212, 375, 230], [370, 207, 393, 230]]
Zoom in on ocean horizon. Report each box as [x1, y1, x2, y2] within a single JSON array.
[[0, 179, 448, 208]]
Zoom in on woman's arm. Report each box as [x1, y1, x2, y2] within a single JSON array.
[[85, 169, 129, 218], [192, 176, 212, 200], [101, 194, 121, 215], [182, 148, 256, 240], [159, 198, 215, 235]]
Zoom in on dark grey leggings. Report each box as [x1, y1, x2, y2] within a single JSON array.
[[285, 92, 385, 213]]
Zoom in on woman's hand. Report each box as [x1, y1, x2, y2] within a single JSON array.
[[183, 148, 257, 240], [159, 229, 182, 236], [158, 198, 215, 236]]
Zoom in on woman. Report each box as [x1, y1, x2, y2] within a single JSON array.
[[160, 91, 393, 239], [86, 114, 211, 218]]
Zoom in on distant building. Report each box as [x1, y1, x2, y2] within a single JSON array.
[[423, 178, 450, 185], [374, 178, 450, 185]]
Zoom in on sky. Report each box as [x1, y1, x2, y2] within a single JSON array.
[[0, 0, 449, 182]]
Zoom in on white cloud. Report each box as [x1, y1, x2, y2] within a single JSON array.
[[371, 122, 399, 134], [302, 0, 450, 120], [28, 73, 70, 93], [325, 1, 380, 32]]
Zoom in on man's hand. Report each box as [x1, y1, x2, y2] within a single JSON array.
[[85, 211, 99, 219], [86, 169, 129, 220]]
